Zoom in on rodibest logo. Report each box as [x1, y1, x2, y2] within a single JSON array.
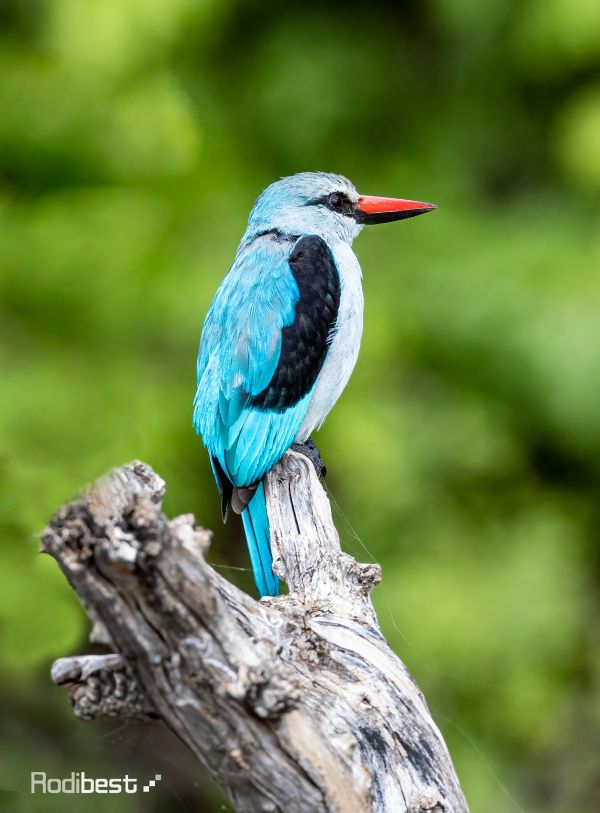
[[31, 772, 162, 795]]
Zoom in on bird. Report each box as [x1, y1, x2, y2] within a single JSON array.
[[193, 172, 436, 597]]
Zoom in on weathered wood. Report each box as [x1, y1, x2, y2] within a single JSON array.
[[44, 454, 469, 813]]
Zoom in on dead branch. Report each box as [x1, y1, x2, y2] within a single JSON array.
[[43, 454, 468, 813]]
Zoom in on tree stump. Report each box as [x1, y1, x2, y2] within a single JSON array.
[[43, 453, 469, 813]]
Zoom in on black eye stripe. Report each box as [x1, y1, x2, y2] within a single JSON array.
[[309, 191, 354, 216]]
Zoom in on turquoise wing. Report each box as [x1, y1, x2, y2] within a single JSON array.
[[193, 235, 312, 488]]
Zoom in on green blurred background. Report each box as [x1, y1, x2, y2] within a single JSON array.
[[1, 0, 599, 810]]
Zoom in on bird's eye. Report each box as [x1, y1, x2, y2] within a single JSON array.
[[328, 192, 345, 211]]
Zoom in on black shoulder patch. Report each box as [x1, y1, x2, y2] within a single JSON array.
[[251, 235, 341, 412]]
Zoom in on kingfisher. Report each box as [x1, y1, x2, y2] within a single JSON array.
[[194, 172, 436, 597]]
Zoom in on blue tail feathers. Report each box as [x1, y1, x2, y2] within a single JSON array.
[[241, 482, 279, 597]]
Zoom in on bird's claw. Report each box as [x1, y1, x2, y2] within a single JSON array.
[[290, 437, 327, 482]]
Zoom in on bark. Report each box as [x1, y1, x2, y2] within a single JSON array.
[[44, 453, 469, 813]]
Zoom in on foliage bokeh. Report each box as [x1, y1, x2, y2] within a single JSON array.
[[1, 1, 599, 810]]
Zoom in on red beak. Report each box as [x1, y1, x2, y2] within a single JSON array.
[[354, 195, 437, 224]]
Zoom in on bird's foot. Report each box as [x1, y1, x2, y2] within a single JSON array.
[[290, 437, 327, 482]]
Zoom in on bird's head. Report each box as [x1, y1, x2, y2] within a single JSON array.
[[245, 171, 436, 244]]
